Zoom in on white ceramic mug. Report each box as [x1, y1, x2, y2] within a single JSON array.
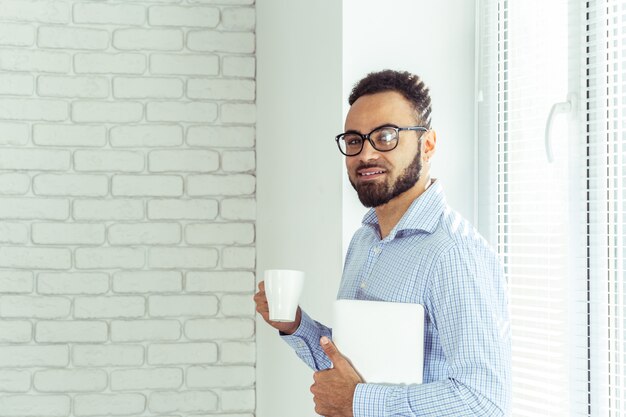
[[264, 269, 305, 322]]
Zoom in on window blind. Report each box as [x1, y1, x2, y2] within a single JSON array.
[[586, 1, 626, 415], [476, 0, 612, 415]]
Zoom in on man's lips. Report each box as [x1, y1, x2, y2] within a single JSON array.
[[356, 167, 387, 180]]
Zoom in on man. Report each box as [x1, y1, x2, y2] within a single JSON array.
[[254, 70, 511, 416]]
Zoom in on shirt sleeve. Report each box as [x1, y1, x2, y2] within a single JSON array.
[[280, 309, 333, 371], [353, 244, 512, 417]]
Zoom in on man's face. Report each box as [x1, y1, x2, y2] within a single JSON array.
[[345, 91, 424, 208]]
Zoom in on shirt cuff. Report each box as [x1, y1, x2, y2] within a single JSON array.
[[280, 310, 318, 352], [353, 383, 390, 417]]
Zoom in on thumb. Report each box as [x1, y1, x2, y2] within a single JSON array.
[[320, 336, 345, 366]]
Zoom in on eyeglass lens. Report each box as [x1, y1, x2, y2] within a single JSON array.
[[339, 126, 398, 155]]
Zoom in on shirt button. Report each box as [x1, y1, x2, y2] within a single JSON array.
[[373, 246, 382, 254], [360, 282, 367, 289]]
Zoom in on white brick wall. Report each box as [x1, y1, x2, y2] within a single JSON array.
[[0, 0, 257, 415]]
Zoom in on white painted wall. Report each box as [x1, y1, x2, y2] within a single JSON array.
[[257, 1, 476, 416], [342, 0, 478, 251], [256, 1, 344, 417]]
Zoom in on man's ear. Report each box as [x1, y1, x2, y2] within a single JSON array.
[[423, 130, 437, 159]]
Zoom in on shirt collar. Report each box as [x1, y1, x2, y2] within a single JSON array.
[[361, 179, 447, 240]]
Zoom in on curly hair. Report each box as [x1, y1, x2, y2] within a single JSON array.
[[348, 69, 432, 128]]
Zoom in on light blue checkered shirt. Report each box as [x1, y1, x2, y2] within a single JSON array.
[[282, 180, 511, 416]]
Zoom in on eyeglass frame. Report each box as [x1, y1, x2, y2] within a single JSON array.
[[335, 124, 429, 156]]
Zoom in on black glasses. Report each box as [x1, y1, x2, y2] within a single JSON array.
[[335, 124, 428, 156]]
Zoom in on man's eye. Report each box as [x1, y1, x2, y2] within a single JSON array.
[[346, 137, 362, 146]]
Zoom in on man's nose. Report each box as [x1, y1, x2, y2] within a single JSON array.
[[359, 139, 380, 162]]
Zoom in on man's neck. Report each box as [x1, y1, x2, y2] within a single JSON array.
[[375, 177, 432, 239]]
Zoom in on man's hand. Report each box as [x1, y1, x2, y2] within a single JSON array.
[[311, 336, 364, 417], [253, 281, 302, 335]]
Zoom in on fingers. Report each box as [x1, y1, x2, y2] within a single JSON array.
[[320, 336, 343, 366]]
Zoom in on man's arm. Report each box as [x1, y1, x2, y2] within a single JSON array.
[[281, 309, 333, 371]]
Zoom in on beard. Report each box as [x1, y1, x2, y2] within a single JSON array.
[[349, 151, 422, 208]]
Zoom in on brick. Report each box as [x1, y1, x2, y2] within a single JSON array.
[[37, 75, 109, 98], [187, 365, 254, 388], [149, 247, 218, 269], [110, 125, 183, 147], [185, 318, 254, 340], [33, 174, 108, 197], [72, 101, 143, 123], [38, 272, 109, 295], [74, 394, 146, 417], [222, 7, 255, 30], [73, 199, 143, 221], [187, 125, 254, 148], [0, 321, 32, 343], [148, 199, 218, 220], [36, 321, 107, 343], [0, 395, 70, 417], [0, 173, 30, 195], [149, 295, 218, 317], [113, 77, 182, 99], [147, 342, 217, 365], [222, 150, 255, 172], [0, 222, 28, 244], [149, 6, 219, 27], [32, 223, 105, 244], [221, 294, 254, 316], [38, 26, 109, 50], [0, 73, 33, 95], [34, 369, 107, 392], [149, 391, 217, 414], [0, 23, 35, 46], [149, 150, 219, 172], [186, 223, 254, 245], [223, 56, 255, 78], [114, 29, 183, 51], [74, 150, 144, 172], [221, 341, 255, 364], [0, 247, 71, 270], [73, 3, 146, 25], [221, 389, 255, 412], [187, 174, 255, 196], [73, 345, 144, 367], [113, 271, 182, 293], [0, 148, 70, 170], [75, 296, 145, 318], [222, 246, 255, 269], [111, 368, 182, 391], [150, 53, 219, 76], [33, 124, 106, 147], [0, 370, 31, 392], [186, 271, 255, 293], [0, 198, 68, 220], [112, 175, 183, 197], [0, 49, 70, 73], [0, 345, 68, 367], [111, 320, 180, 342], [0, 1, 70, 23], [188, 79, 255, 100], [0, 271, 32, 293], [188, 31, 254, 53], [221, 103, 256, 123], [108, 223, 181, 245], [74, 53, 146, 74], [146, 102, 217, 122], [0, 98, 67, 121], [0, 122, 29, 145], [75, 247, 145, 269]]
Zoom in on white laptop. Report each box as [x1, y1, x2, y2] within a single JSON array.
[[332, 299, 425, 384]]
